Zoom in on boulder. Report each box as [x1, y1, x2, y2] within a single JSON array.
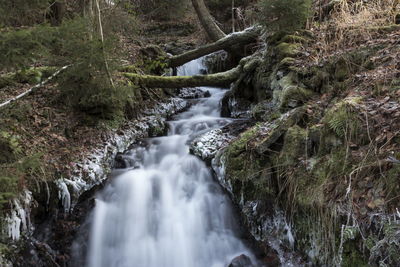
[[228, 254, 254, 267]]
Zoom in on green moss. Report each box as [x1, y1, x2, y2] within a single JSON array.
[[275, 42, 302, 58], [223, 125, 275, 199], [278, 57, 296, 67], [226, 126, 259, 159], [118, 64, 141, 73], [280, 86, 313, 110], [307, 67, 330, 92], [278, 125, 308, 166], [280, 35, 309, 44]]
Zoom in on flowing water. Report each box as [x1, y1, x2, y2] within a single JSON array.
[[85, 58, 254, 267]]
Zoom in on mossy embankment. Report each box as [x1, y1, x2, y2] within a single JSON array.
[[216, 26, 400, 266]]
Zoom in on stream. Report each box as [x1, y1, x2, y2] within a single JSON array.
[[83, 58, 255, 267]]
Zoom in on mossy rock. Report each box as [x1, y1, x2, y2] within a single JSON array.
[[306, 67, 330, 92], [280, 86, 313, 110], [275, 42, 302, 58], [270, 71, 313, 109], [278, 57, 296, 68], [278, 125, 310, 166], [267, 31, 289, 45], [280, 35, 309, 44], [251, 101, 279, 121], [255, 107, 306, 154], [223, 125, 276, 200]]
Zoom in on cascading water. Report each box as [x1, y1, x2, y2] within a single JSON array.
[[85, 58, 254, 267]]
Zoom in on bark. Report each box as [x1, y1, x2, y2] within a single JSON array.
[[49, 1, 65, 26], [124, 66, 241, 88], [191, 0, 226, 41], [168, 26, 262, 67]]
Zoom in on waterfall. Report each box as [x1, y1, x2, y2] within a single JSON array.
[[85, 58, 254, 267]]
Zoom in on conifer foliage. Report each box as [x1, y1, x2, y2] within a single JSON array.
[[258, 0, 312, 32]]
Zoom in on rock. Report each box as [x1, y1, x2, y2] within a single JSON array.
[[114, 152, 128, 169], [221, 92, 252, 118], [254, 107, 306, 154], [178, 87, 210, 99], [190, 119, 253, 163], [228, 254, 254, 267]]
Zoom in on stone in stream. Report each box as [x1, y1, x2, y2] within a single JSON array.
[[228, 254, 254, 267]]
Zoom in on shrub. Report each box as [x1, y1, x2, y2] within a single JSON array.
[[0, 0, 48, 27], [50, 18, 126, 118], [258, 0, 312, 32], [0, 26, 55, 71]]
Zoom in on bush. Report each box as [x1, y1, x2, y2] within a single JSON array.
[[0, 0, 48, 27], [0, 26, 55, 71], [258, 0, 312, 32], [53, 18, 132, 118]]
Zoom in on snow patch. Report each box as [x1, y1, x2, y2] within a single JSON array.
[[191, 128, 234, 161]]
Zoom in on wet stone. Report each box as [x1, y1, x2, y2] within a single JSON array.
[[228, 254, 254, 267]]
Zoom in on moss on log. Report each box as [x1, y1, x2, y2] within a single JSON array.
[[124, 66, 241, 88]]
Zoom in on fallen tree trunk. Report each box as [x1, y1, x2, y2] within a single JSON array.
[[124, 66, 241, 88], [191, 0, 226, 41], [168, 26, 262, 67], [0, 67, 57, 89], [0, 65, 70, 109]]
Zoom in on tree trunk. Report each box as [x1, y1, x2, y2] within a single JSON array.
[[49, 1, 65, 26], [124, 66, 241, 88], [191, 0, 226, 41], [168, 26, 261, 67]]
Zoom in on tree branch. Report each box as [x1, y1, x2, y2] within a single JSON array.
[[168, 26, 262, 67]]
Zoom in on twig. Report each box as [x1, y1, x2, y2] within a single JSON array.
[[0, 65, 70, 109]]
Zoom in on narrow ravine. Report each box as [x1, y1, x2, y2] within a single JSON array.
[[83, 58, 255, 267]]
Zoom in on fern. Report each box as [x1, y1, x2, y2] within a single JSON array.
[[325, 102, 361, 141]]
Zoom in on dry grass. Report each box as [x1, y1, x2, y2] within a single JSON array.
[[310, 0, 399, 62]]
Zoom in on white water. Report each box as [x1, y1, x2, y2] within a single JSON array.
[[86, 59, 254, 267]]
